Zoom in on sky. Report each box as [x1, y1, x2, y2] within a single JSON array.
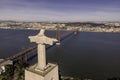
[[0, 0, 120, 22]]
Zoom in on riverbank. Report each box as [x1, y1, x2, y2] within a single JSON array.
[[0, 26, 120, 33], [0, 21, 120, 33]]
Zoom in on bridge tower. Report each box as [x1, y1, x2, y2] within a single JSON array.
[[56, 26, 60, 45]]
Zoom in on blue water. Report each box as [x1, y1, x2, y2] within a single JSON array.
[[47, 32, 120, 80], [0, 29, 58, 58], [0, 29, 120, 80]]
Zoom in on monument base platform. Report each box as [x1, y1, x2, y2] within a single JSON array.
[[25, 63, 59, 80]]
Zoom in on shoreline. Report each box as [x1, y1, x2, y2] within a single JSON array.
[[0, 27, 120, 33]]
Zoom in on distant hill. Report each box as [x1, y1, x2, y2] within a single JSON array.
[[0, 20, 17, 23], [65, 22, 105, 27]]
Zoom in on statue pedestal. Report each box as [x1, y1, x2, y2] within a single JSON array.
[[25, 63, 59, 80]]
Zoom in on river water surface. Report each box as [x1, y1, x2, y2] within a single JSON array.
[[0, 29, 120, 80]]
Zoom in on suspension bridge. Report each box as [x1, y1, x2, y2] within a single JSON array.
[[0, 28, 77, 67]]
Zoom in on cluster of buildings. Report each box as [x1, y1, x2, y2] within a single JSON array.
[[105, 22, 120, 26], [0, 21, 120, 32], [0, 22, 65, 30], [67, 26, 120, 32]]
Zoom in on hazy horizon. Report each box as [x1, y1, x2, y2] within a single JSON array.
[[0, 0, 120, 22]]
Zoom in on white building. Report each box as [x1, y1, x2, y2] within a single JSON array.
[[0, 59, 13, 74], [0, 66, 5, 74]]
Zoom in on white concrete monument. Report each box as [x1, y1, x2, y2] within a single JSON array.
[[25, 29, 59, 80]]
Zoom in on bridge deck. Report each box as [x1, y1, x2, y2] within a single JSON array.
[[0, 31, 74, 66]]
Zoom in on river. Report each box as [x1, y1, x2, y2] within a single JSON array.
[[0, 29, 120, 80]]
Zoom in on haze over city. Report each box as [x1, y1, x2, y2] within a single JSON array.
[[0, 0, 120, 22]]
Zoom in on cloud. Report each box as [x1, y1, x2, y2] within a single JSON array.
[[0, 0, 120, 22]]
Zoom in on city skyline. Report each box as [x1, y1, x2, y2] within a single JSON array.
[[0, 0, 120, 22]]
